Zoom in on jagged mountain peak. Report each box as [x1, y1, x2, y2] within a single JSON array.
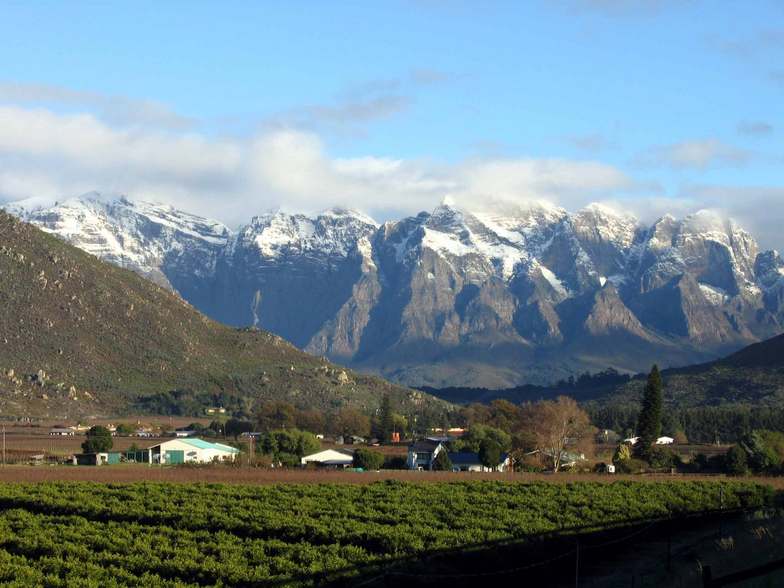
[[318, 206, 379, 227], [241, 205, 378, 261], [577, 201, 637, 220], [5, 191, 231, 241], [5, 192, 783, 389], [3, 192, 231, 290], [573, 202, 639, 252], [756, 250, 784, 289], [682, 208, 734, 232]]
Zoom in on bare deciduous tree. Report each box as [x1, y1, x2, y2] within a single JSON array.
[[521, 396, 594, 472]]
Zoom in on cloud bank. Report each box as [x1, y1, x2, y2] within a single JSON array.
[[0, 104, 634, 221], [0, 103, 780, 251]]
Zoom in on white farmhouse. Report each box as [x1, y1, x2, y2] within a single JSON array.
[[145, 438, 240, 464], [407, 439, 448, 470], [655, 436, 675, 445], [448, 451, 511, 472]]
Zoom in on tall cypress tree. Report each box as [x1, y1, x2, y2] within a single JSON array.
[[378, 393, 394, 443], [636, 365, 663, 458]]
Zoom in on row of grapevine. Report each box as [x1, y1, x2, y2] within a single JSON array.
[[0, 480, 772, 586]]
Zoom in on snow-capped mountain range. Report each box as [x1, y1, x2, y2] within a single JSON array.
[[5, 192, 784, 388]]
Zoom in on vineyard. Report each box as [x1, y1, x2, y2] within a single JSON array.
[[0, 480, 773, 586]]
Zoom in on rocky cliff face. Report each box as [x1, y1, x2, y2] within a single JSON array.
[[7, 193, 783, 388]]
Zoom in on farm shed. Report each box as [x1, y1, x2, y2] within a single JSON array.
[[72, 452, 122, 466], [146, 438, 240, 464], [301, 449, 354, 468]]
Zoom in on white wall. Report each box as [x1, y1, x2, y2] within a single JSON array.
[[153, 440, 237, 464]]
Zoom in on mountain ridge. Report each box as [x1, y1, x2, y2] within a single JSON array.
[[5, 192, 783, 388]]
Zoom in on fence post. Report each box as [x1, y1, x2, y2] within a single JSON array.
[[702, 565, 713, 588], [575, 538, 580, 588]]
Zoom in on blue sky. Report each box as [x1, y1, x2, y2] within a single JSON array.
[[0, 1, 782, 247]]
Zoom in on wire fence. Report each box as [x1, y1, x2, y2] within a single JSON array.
[[347, 506, 779, 588]]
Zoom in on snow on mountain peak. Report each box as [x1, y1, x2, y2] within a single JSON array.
[[318, 207, 379, 228], [4, 192, 231, 282], [245, 207, 378, 260], [574, 202, 639, 249], [5, 191, 772, 308]]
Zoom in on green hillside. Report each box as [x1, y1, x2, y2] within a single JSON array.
[[427, 333, 784, 415], [603, 334, 784, 409], [0, 211, 437, 419]]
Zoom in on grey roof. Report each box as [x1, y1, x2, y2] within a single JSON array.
[[410, 439, 442, 452], [448, 452, 509, 466]]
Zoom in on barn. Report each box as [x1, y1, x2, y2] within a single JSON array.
[[146, 438, 240, 464]]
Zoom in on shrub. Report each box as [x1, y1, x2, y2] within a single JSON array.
[[452, 424, 511, 453], [741, 430, 784, 473], [612, 443, 632, 464], [431, 450, 452, 471], [479, 439, 502, 470], [515, 452, 545, 472], [81, 426, 112, 453], [383, 455, 407, 470], [647, 446, 679, 470], [114, 423, 135, 437], [258, 429, 320, 464], [614, 458, 648, 474], [725, 445, 748, 476], [353, 448, 384, 471]]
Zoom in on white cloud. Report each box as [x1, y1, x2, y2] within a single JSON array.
[[0, 81, 195, 130], [641, 138, 751, 170], [0, 104, 637, 225], [0, 103, 781, 252], [454, 159, 633, 207], [679, 185, 784, 251]]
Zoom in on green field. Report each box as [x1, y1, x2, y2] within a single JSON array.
[[0, 480, 773, 586]]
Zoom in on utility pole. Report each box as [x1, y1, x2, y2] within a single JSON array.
[[2, 425, 5, 467]]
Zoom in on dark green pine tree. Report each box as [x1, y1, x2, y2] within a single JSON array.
[[636, 365, 663, 459], [378, 394, 394, 444]]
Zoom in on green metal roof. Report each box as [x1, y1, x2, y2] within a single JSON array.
[[180, 438, 240, 453], [149, 438, 240, 453]]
